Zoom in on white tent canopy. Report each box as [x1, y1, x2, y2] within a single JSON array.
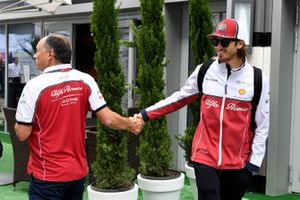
[[0, 0, 72, 14]]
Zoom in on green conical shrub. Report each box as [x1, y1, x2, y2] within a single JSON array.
[[90, 0, 135, 189], [134, 0, 172, 177]]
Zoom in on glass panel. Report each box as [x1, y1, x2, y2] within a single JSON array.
[[8, 23, 42, 80], [0, 25, 5, 131], [119, 25, 129, 112], [0, 25, 5, 99], [43, 22, 72, 37], [43, 21, 72, 62], [7, 22, 41, 108], [43, 22, 72, 62]]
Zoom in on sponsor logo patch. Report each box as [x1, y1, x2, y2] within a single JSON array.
[[218, 23, 227, 32], [239, 89, 246, 95], [51, 85, 83, 98]]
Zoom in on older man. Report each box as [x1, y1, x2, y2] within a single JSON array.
[[15, 34, 143, 200]]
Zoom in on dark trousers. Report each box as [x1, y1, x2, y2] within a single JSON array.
[[29, 175, 85, 200], [193, 163, 252, 200]]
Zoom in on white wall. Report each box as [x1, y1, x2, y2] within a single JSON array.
[[247, 47, 271, 77], [165, 2, 189, 171]]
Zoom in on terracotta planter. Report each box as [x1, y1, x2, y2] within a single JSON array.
[[87, 183, 138, 200], [137, 172, 185, 200], [185, 162, 198, 200]]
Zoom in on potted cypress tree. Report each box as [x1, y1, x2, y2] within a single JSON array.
[[133, 0, 184, 199], [87, 0, 137, 199], [176, 0, 214, 199]]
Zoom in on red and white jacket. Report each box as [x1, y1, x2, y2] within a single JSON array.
[[141, 59, 269, 170]]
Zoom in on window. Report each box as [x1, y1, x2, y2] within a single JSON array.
[[8, 23, 42, 80], [7, 22, 42, 108]]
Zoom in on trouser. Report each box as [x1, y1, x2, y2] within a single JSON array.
[[29, 175, 85, 200], [193, 162, 252, 200]]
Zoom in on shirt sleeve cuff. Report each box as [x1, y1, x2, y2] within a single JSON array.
[[141, 110, 149, 122], [246, 162, 260, 173]]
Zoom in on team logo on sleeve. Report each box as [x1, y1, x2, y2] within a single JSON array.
[[265, 98, 269, 103], [19, 93, 26, 104], [97, 91, 104, 100]]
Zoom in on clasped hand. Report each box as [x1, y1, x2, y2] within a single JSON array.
[[129, 113, 144, 135]]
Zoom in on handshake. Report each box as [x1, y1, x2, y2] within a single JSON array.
[[129, 113, 144, 135]]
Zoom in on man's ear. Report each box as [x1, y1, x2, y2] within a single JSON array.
[[237, 40, 245, 49], [48, 49, 54, 58]]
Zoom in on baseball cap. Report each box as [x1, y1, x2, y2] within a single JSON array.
[[208, 18, 247, 42]]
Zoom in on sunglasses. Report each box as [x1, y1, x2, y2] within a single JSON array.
[[211, 38, 236, 48]]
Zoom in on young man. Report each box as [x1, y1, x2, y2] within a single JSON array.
[[135, 18, 270, 200], [8, 56, 23, 83], [14, 34, 143, 200]]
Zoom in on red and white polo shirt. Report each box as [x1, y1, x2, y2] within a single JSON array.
[[16, 64, 106, 182]]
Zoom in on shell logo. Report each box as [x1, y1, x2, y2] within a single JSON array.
[[239, 89, 246, 95]]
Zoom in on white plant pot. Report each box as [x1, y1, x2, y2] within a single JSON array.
[[87, 183, 138, 200], [185, 163, 198, 200], [137, 172, 185, 200]]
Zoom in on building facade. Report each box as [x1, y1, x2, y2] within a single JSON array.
[[0, 0, 298, 196]]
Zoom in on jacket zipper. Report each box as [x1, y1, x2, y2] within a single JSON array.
[[218, 87, 226, 166], [218, 67, 231, 166]]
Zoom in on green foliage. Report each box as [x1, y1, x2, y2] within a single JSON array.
[[176, 126, 195, 161], [177, 0, 214, 161], [189, 0, 214, 66], [138, 120, 172, 177], [90, 0, 135, 189], [134, 0, 172, 177]]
